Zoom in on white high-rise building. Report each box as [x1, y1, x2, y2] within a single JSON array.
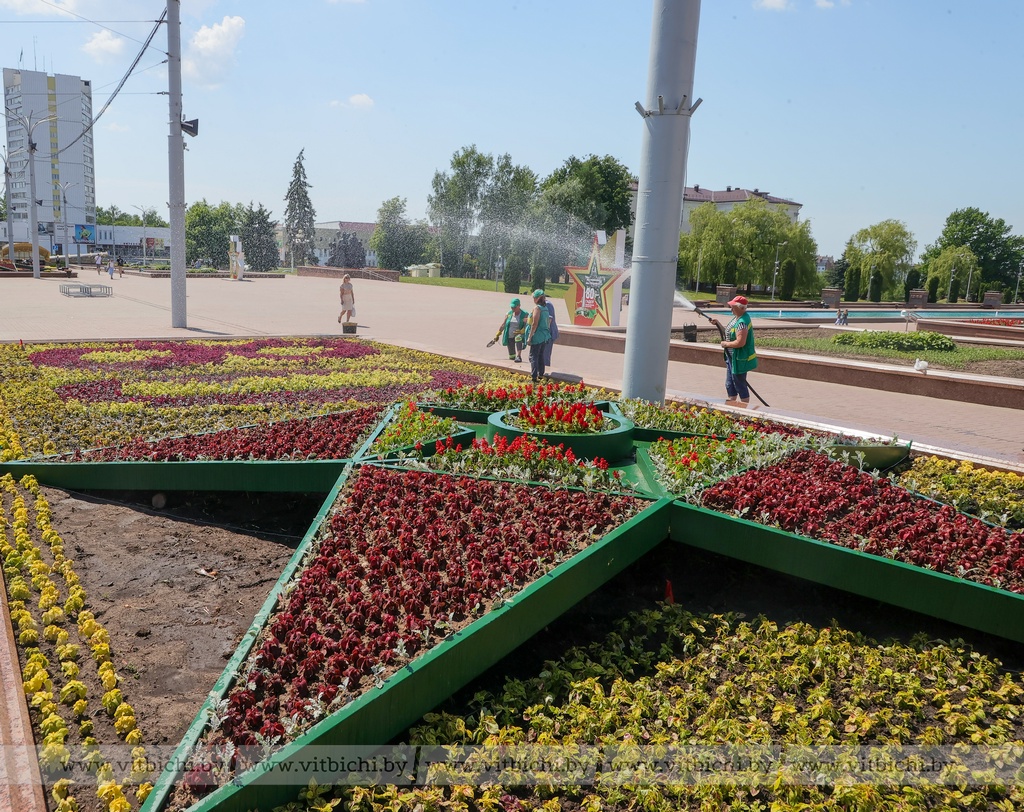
[[3, 67, 95, 254]]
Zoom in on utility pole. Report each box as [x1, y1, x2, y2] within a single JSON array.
[[4, 109, 55, 278], [167, 0, 187, 327], [622, 0, 702, 403]]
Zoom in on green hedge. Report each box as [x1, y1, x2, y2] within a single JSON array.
[[833, 330, 956, 352]]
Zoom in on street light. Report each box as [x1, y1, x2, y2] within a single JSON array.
[[947, 267, 956, 303], [4, 107, 56, 278], [132, 205, 149, 267], [494, 246, 503, 292], [54, 181, 78, 273], [1, 145, 24, 267], [964, 265, 974, 304], [694, 246, 703, 294], [1014, 261, 1023, 305], [771, 241, 788, 301]]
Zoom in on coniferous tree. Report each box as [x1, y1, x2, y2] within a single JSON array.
[[283, 149, 317, 267], [240, 203, 280, 272]]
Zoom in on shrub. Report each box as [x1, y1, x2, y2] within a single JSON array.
[[503, 253, 525, 294], [926, 275, 940, 303], [832, 330, 956, 352]]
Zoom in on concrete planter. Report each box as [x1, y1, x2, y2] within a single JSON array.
[[486, 408, 635, 461]]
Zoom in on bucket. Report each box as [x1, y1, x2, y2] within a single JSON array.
[[342, 323, 358, 335]]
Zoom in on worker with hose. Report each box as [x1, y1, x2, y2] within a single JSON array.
[[709, 295, 758, 408]]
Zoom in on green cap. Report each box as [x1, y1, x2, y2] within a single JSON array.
[[532, 289, 545, 298], [510, 298, 520, 307]]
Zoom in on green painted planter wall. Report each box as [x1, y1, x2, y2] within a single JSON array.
[[165, 497, 672, 812], [0, 459, 348, 492], [370, 427, 476, 461], [825, 442, 912, 470], [415, 403, 492, 424], [670, 501, 1024, 643], [486, 409, 635, 462]]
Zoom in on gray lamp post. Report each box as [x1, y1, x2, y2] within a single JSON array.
[[694, 245, 703, 294], [133, 205, 149, 266], [947, 267, 956, 303], [965, 265, 974, 303], [54, 181, 78, 273], [494, 246, 503, 292], [1014, 261, 1023, 304], [771, 240, 788, 301], [4, 108, 56, 278], [2, 145, 23, 266]]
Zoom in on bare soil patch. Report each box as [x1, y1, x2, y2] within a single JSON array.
[[45, 488, 324, 749]]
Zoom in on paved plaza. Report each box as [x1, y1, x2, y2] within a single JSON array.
[[1, 272, 1021, 469]]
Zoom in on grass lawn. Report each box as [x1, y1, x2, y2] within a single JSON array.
[[399, 275, 572, 298], [755, 333, 1024, 369]]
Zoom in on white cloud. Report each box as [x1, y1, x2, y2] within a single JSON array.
[[183, 15, 245, 89], [816, 0, 851, 7], [81, 30, 125, 63], [325, 0, 366, 4], [329, 94, 375, 110], [754, 0, 793, 10], [105, 121, 128, 132]]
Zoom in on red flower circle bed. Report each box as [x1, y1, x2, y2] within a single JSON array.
[[202, 465, 642, 762], [701, 449, 1024, 593], [63, 408, 383, 461]]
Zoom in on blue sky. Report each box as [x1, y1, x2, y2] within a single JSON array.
[[3, 0, 1022, 259]]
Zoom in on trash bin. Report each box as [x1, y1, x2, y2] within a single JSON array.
[[682, 324, 697, 343]]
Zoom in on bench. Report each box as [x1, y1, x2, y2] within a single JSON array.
[[59, 283, 113, 297]]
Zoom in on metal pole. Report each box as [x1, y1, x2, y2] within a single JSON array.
[[947, 267, 955, 303], [5, 111, 56, 279], [965, 266, 974, 303], [2, 148, 17, 265], [622, 0, 702, 403], [771, 240, 787, 301], [167, 0, 188, 327], [694, 246, 702, 293], [133, 205, 147, 265], [1014, 262, 1022, 304]]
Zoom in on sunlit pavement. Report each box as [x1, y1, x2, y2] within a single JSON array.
[[1, 273, 1021, 469]]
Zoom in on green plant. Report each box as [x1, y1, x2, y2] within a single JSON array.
[[927, 275, 940, 302], [832, 330, 956, 352]]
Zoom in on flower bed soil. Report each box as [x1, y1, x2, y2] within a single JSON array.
[[13, 486, 323, 812]]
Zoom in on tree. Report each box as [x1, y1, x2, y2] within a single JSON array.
[[828, 255, 849, 290], [479, 153, 539, 281], [96, 204, 168, 228], [779, 258, 797, 301], [283, 149, 317, 267], [678, 197, 817, 296], [185, 200, 240, 268], [327, 232, 366, 269], [239, 202, 279, 272], [369, 197, 428, 271], [504, 252, 526, 294], [903, 268, 922, 302], [845, 219, 916, 298], [926, 275, 939, 303], [927, 245, 978, 302], [923, 207, 1024, 290], [540, 154, 634, 236], [868, 269, 883, 303], [427, 145, 493, 276]]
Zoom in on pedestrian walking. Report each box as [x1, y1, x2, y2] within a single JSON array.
[[107, 258, 116, 280], [338, 274, 356, 323], [95, 254, 103, 276]]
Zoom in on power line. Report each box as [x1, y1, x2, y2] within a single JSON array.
[[29, 0, 161, 48], [54, 9, 168, 158]]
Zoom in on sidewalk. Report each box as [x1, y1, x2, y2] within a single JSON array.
[[1, 274, 1021, 469]]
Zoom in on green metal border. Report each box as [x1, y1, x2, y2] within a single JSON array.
[[485, 409, 635, 462], [0, 460, 348, 492], [825, 441, 912, 471], [141, 465, 356, 812], [414, 404, 492, 423], [670, 500, 1024, 643], [166, 496, 672, 812]]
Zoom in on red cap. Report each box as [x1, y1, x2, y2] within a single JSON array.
[[727, 295, 748, 307]]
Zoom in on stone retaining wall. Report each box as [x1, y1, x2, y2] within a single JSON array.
[[296, 266, 399, 282], [556, 327, 1024, 409]]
